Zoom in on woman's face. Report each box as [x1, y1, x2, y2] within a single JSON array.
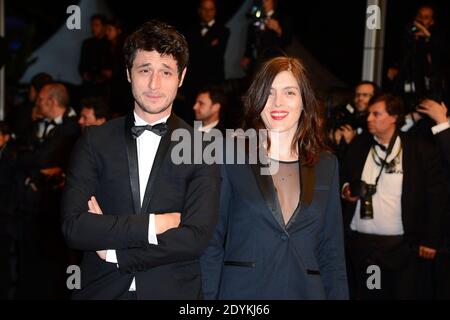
[[261, 70, 303, 133]]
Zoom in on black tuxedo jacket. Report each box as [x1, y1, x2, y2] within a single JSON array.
[[61, 113, 221, 299], [186, 21, 230, 86], [341, 132, 447, 248], [20, 112, 80, 171]]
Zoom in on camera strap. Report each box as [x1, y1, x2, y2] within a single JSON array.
[[373, 131, 399, 187]]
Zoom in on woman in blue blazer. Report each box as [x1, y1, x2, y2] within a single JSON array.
[[200, 56, 349, 299]]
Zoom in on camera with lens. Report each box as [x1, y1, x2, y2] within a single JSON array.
[[247, 0, 265, 29], [349, 180, 377, 219]]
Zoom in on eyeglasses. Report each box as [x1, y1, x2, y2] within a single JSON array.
[[355, 92, 373, 98]]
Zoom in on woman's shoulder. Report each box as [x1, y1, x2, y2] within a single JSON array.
[[317, 150, 338, 167]]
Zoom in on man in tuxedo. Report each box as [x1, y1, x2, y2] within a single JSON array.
[[15, 82, 80, 299], [61, 20, 221, 300], [186, 0, 229, 87], [341, 94, 447, 299], [183, 0, 230, 120]]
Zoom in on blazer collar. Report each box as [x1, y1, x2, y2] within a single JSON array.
[[251, 155, 316, 229]]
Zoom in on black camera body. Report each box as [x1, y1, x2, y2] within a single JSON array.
[[350, 180, 377, 220], [247, 3, 265, 29]]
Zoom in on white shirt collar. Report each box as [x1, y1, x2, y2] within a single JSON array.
[[134, 111, 170, 126], [199, 120, 219, 133], [266, 10, 274, 18], [208, 19, 215, 27], [53, 114, 64, 125]]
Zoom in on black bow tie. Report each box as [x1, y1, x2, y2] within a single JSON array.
[[131, 123, 168, 138]]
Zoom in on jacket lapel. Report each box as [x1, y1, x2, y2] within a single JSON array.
[[124, 112, 141, 215], [300, 164, 315, 208], [250, 152, 317, 229], [140, 114, 179, 214], [251, 162, 285, 229]]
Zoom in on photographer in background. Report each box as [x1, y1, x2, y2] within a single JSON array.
[[330, 81, 379, 162], [240, 0, 292, 75], [386, 5, 447, 107], [341, 94, 447, 299], [407, 98, 450, 299]]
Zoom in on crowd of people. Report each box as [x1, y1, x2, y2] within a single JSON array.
[[0, 1, 449, 300]]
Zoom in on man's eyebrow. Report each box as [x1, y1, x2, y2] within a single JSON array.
[[136, 63, 151, 68], [161, 63, 175, 71]]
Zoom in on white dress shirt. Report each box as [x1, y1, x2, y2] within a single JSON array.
[[350, 136, 405, 235], [105, 112, 169, 291]]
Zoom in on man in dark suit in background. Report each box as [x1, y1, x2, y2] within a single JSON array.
[[15, 82, 80, 299], [193, 85, 227, 134], [186, 0, 229, 89], [181, 0, 230, 123], [61, 20, 221, 300]]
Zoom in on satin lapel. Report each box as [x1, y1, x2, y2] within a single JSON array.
[[300, 164, 315, 208], [250, 162, 285, 229], [140, 114, 178, 214], [125, 112, 141, 215]]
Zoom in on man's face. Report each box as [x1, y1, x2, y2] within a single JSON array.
[[417, 7, 434, 29], [105, 25, 119, 41], [261, 70, 303, 133], [78, 107, 105, 129], [36, 86, 53, 118], [367, 101, 397, 138], [193, 92, 219, 122], [91, 19, 105, 38], [199, 0, 216, 23], [127, 50, 186, 118], [354, 84, 375, 112], [263, 0, 275, 13]]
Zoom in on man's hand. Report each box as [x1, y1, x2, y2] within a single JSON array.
[[333, 128, 343, 145], [40, 167, 62, 177], [419, 245, 437, 260], [88, 196, 106, 260], [266, 18, 282, 36], [155, 213, 181, 235], [413, 20, 431, 38], [210, 38, 219, 46], [340, 125, 356, 144], [342, 184, 359, 203], [240, 57, 251, 70], [417, 99, 448, 125]]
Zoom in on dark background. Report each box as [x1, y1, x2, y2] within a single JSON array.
[[5, 0, 450, 87]]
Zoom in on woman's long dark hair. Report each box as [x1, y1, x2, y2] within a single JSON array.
[[243, 56, 326, 166]]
